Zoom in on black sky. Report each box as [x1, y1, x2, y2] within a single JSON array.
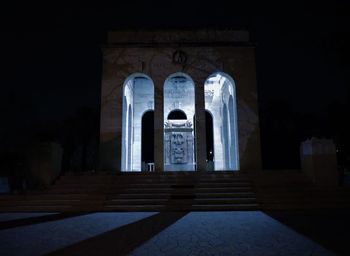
[[2, 4, 350, 147]]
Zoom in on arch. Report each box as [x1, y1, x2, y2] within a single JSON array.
[[204, 71, 239, 170], [163, 72, 196, 171], [121, 73, 154, 171], [168, 109, 187, 120]]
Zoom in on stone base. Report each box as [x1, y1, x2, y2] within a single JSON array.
[[164, 163, 196, 171]]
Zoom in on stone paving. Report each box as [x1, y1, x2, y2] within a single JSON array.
[[0, 212, 156, 256], [129, 212, 333, 256], [0, 212, 57, 222], [0, 211, 341, 256]]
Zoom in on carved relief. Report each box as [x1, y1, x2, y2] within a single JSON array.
[[164, 120, 194, 166], [171, 133, 186, 163]]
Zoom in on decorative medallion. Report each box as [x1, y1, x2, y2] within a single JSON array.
[[172, 50, 188, 65]]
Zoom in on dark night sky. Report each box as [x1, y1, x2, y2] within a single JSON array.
[[2, 4, 350, 165]]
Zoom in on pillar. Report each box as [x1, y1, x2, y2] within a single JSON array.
[[153, 78, 164, 172], [194, 77, 207, 172]]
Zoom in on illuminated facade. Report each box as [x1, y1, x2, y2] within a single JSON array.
[[100, 30, 262, 172]]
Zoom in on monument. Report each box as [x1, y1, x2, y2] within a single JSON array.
[[99, 29, 262, 172], [164, 119, 195, 171]]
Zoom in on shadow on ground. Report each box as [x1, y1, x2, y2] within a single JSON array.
[[0, 213, 91, 230], [265, 209, 350, 256], [48, 212, 188, 255]]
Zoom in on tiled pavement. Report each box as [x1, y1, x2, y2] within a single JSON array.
[[0, 211, 347, 255]]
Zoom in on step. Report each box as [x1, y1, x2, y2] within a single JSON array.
[[194, 198, 257, 204], [0, 200, 106, 207], [195, 192, 256, 198]]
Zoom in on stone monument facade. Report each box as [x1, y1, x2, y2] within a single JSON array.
[[99, 29, 262, 172]]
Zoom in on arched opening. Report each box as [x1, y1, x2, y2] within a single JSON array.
[[204, 72, 239, 170], [167, 109, 187, 120], [205, 110, 214, 171], [141, 111, 154, 171], [164, 73, 196, 171], [121, 74, 154, 171]]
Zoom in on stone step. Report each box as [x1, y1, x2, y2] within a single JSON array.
[[104, 198, 257, 205], [0, 203, 260, 212], [0, 194, 105, 201], [0, 205, 75, 212], [44, 187, 255, 194], [190, 204, 260, 211], [261, 203, 350, 210], [52, 182, 253, 189], [260, 198, 350, 203], [0, 197, 258, 208], [56, 178, 252, 185], [107, 193, 171, 199], [103, 203, 260, 211], [57, 174, 248, 180], [0, 200, 104, 207], [0, 172, 260, 212], [55, 177, 251, 181], [194, 198, 257, 204], [108, 192, 256, 199]]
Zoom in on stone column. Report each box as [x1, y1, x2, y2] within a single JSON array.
[[153, 78, 164, 172], [193, 76, 207, 172], [300, 137, 338, 187]]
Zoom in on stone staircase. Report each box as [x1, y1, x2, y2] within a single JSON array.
[[0, 171, 259, 212], [2, 170, 349, 212]]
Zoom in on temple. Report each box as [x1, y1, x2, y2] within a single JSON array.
[[99, 29, 261, 172]]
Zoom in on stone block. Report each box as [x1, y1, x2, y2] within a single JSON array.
[[26, 142, 63, 189], [300, 138, 338, 186]]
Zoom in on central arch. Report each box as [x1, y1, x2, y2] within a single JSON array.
[[163, 73, 196, 171]]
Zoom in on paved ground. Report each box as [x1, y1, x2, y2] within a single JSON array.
[[0, 212, 58, 222], [0, 211, 348, 256]]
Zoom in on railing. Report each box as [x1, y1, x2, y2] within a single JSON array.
[[147, 163, 155, 172]]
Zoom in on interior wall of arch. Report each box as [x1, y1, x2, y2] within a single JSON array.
[[205, 72, 239, 170], [121, 75, 154, 171]]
